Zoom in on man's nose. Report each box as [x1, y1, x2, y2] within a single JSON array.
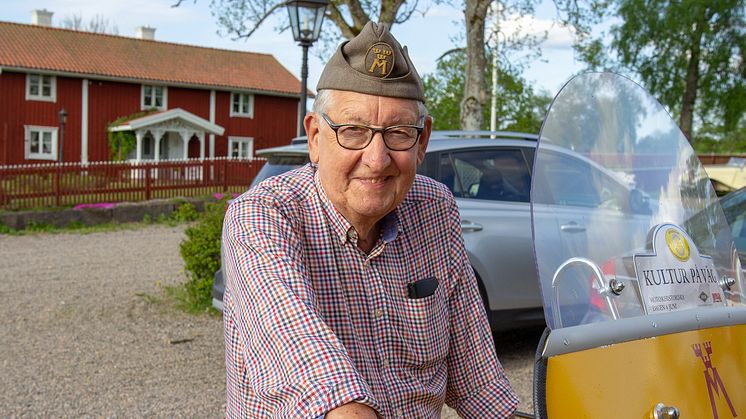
[[362, 131, 391, 170]]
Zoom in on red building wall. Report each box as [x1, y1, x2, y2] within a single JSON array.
[[0, 71, 299, 165], [0, 72, 82, 164], [169, 87, 210, 117], [86, 80, 141, 162], [213, 91, 298, 158]]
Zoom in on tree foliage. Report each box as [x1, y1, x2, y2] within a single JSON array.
[[199, 0, 425, 56], [559, 0, 746, 143], [692, 122, 746, 154], [423, 49, 550, 133]]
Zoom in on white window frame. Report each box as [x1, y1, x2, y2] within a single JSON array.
[[228, 137, 254, 159], [25, 73, 56, 102], [230, 92, 254, 118], [141, 85, 167, 110], [24, 125, 58, 161]]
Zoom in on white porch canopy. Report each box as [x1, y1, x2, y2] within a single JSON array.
[[109, 108, 225, 161]]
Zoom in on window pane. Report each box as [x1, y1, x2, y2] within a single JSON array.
[[232, 94, 240, 113], [241, 95, 249, 114], [42, 132, 52, 154], [451, 149, 531, 202], [144, 86, 152, 106], [42, 76, 52, 97], [231, 142, 239, 158], [241, 143, 250, 158], [154, 86, 163, 107], [438, 154, 460, 196], [30, 131, 40, 153], [29, 75, 39, 96]]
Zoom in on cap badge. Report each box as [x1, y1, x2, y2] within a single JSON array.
[[365, 42, 395, 78]]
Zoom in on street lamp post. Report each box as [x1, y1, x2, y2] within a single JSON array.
[[58, 108, 68, 162], [285, 0, 328, 136]]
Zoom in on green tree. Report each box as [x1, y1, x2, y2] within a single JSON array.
[[561, 0, 746, 143], [460, 0, 545, 130], [423, 50, 550, 132]]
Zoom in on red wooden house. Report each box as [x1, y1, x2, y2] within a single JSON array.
[[0, 13, 303, 166]]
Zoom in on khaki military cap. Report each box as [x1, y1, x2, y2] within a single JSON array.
[[316, 21, 425, 102]]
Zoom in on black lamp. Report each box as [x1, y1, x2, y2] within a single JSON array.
[[58, 108, 68, 162], [286, 0, 328, 136]]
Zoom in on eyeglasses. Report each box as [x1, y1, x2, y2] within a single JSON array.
[[321, 113, 424, 151]]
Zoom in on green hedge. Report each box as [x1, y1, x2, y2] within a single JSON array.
[[178, 198, 228, 311]]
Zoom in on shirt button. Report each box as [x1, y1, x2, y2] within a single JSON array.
[[383, 358, 390, 368], [374, 309, 383, 318], [396, 408, 403, 417]]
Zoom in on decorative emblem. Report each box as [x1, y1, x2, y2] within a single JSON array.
[[665, 228, 690, 261], [365, 42, 395, 78], [692, 341, 737, 418]]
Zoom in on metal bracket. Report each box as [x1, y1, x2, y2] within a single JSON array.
[[551, 257, 621, 328]]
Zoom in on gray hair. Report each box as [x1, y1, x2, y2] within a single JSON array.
[[313, 89, 428, 121]]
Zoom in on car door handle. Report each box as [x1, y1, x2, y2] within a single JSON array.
[[461, 220, 483, 232], [560, 222, 586, 233]]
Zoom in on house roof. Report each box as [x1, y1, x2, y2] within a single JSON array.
[[0, 21, 306, 97]]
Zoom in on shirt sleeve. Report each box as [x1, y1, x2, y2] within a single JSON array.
[[441, 197, 520, 418], [222, 196, 380, 418]]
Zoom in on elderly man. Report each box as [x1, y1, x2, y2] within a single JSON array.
[[222, 22, 518, 418]]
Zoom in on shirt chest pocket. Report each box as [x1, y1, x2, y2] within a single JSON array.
[[393, 281, 449, 366]]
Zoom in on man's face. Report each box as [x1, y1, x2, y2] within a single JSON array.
[[306, 90, 431, 228]]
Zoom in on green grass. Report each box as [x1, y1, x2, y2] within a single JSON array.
[[162, 283, 220, 315], [0, 212, 196, 236]]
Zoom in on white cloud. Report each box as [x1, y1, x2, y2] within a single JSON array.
[[497, 14, 576, 50]]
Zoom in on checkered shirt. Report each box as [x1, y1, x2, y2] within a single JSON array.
[[222, 164, 518, 418]]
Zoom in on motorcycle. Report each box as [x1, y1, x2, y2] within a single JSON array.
[[527, 73, 746, 418]]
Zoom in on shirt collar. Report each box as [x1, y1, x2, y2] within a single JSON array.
[[313, 168, 399, 246]]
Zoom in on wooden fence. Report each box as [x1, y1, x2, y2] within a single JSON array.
[[697, 154, 746, 165], [0, 158, 265, 210]]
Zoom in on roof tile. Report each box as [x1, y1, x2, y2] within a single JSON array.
[[0, 21, 303, 96]]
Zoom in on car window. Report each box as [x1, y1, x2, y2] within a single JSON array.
[[720, 189, 746, 252], [534, 151, 628, 210], [249, 156, 308, 188], [440, 149, 531, 202]]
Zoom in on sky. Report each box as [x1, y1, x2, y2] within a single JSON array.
[[2, 0, 589, 100]]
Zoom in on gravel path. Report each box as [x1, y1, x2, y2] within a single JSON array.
[[0, 224, 537, 418]]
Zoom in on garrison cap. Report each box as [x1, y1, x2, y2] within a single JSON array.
[[316, 21, 425, 102]]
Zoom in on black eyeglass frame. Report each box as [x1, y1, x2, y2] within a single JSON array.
[[321, 113, 425, 151]]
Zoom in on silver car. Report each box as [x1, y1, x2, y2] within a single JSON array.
[[214, 131, 644, 330]]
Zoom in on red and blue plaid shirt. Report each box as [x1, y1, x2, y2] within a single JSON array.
[[222, 164, 518, 418]]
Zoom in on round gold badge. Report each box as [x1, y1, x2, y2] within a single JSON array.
[[364, 42, 395, 78], [665, 228, 690, 261]]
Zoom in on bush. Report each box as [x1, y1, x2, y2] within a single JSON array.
[[178, 198, 228, 311], [172, 202, 199, 222]]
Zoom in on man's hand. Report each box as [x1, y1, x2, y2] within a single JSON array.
[[326, 402, 378, 418]]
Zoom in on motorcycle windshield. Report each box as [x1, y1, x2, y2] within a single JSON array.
[[531, 73, 746, 330]]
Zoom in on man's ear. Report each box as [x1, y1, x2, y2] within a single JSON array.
[[416, 116, 432, 164], [305, 113, 320, 164]]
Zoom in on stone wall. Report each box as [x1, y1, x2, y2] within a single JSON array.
[[0, 198, 207, 230]]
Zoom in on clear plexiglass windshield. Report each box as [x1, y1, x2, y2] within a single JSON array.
[[531, 73, 746, 329]]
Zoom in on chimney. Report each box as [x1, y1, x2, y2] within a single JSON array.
[[32, 9, 53, 27], [135, 26, 156, 40]]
